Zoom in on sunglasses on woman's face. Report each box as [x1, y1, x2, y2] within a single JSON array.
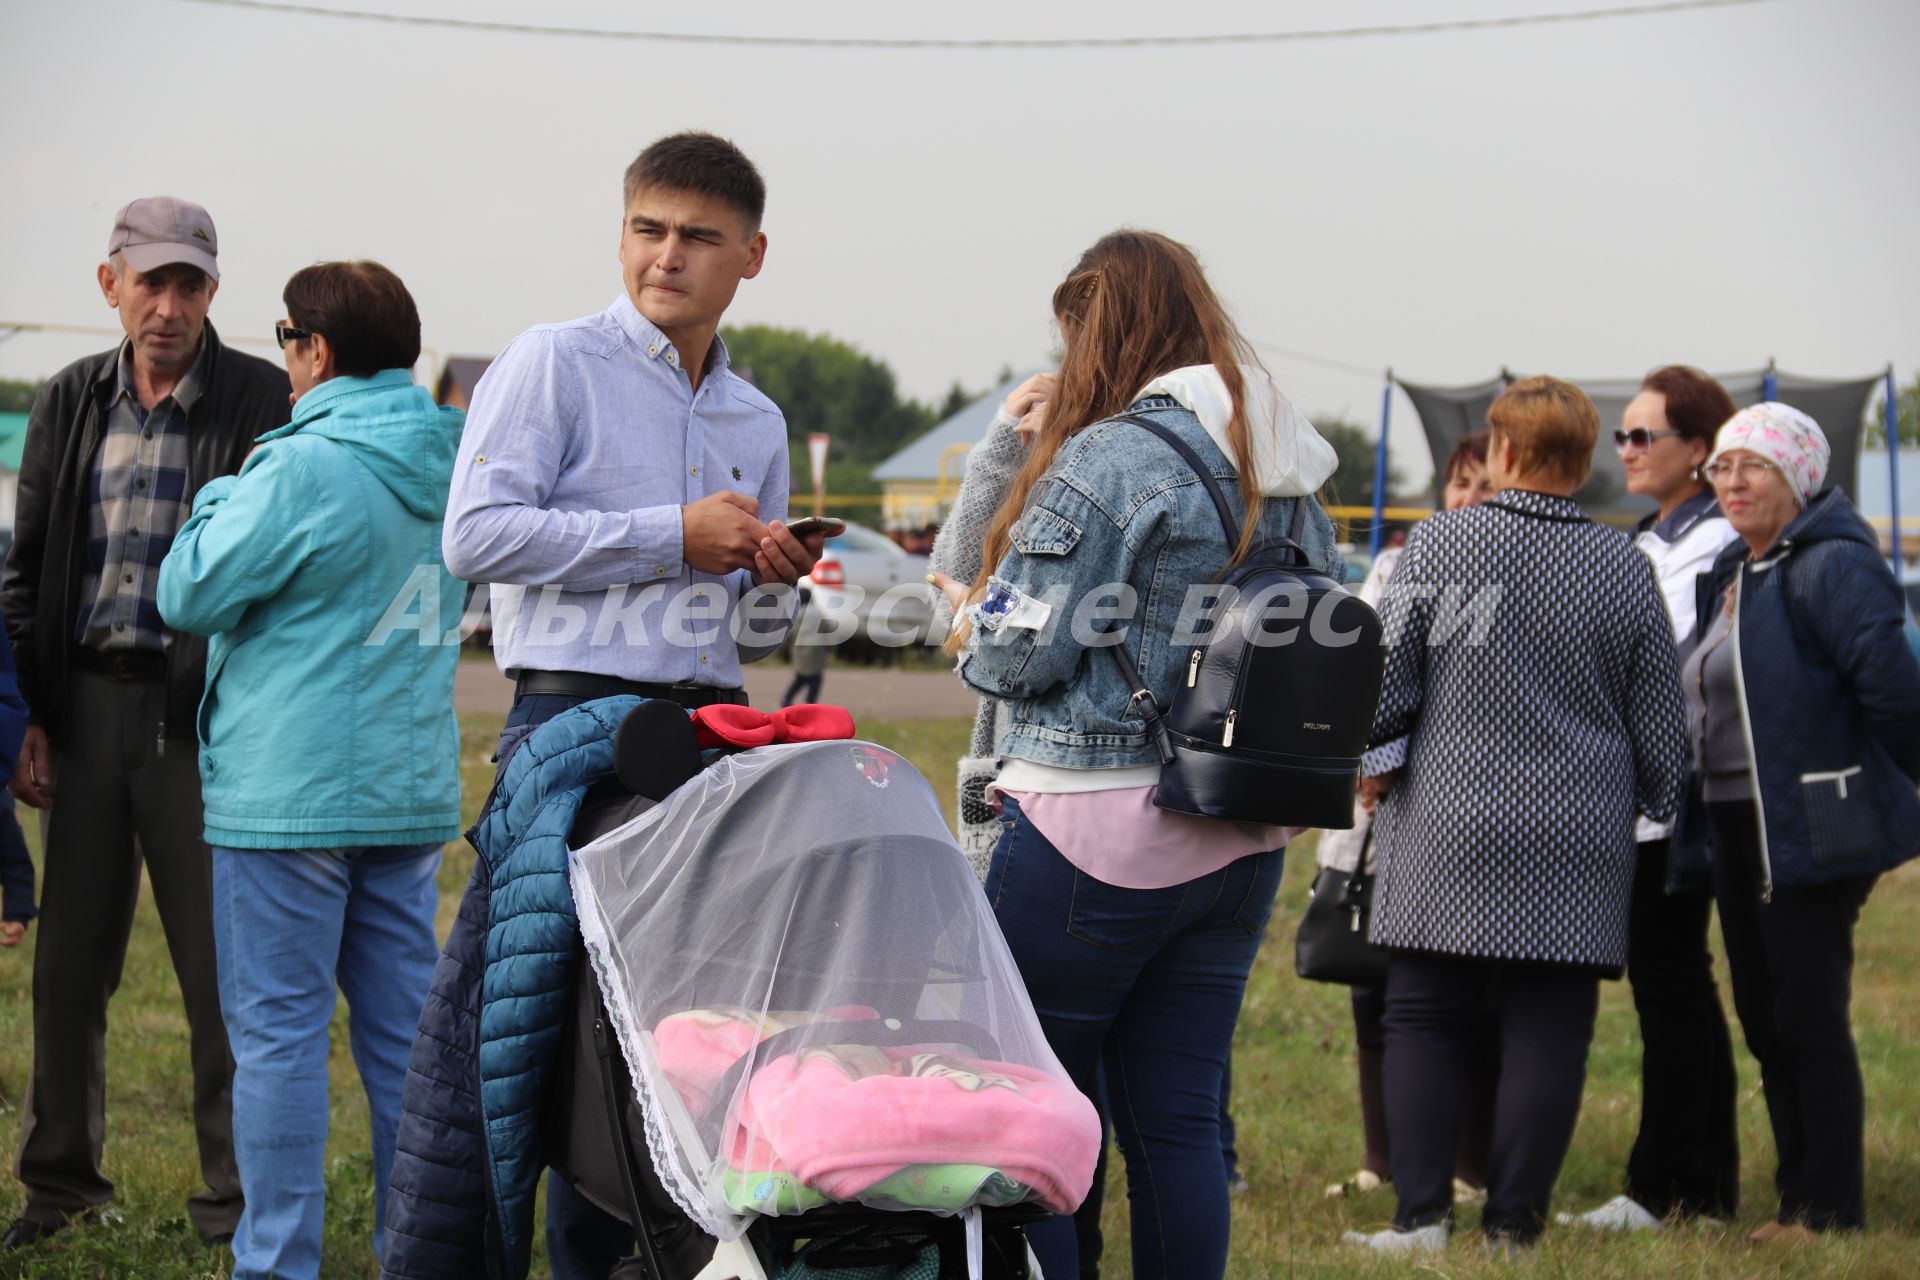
[[274, 322, 312, 350], [1612, 428, 1681, 453]]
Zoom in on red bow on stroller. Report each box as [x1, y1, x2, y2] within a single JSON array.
[[688, 704, 857, 751]]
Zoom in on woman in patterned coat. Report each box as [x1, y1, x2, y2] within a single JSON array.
[[1343, 376, 1688, 1254]]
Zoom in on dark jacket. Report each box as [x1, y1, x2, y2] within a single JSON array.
[[383, 840, 492, 1277], [0, 323, 290, 742], [1691, 488, 1920, 895], [383, 697, 639, 1280]]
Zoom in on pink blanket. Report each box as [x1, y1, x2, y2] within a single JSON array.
[[652, 1006, 874, 1115], [652, 1009, 1099, 1214]]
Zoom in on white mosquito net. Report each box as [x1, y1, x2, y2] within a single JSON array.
[[569, 739, 1101, 1242]]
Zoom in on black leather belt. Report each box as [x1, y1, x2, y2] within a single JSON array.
[[75, 647, 168, 682], [513, 670, 746, 709]]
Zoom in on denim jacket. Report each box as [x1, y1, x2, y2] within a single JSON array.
[[958, 372, 1341, 769]]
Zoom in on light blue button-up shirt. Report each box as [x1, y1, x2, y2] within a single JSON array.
[[443, 293, 792, 686]]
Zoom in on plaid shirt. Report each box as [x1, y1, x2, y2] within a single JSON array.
[[78, 340, 204, 652]]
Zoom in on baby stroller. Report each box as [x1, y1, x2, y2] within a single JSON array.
[[545, 701, 1100, 1279]]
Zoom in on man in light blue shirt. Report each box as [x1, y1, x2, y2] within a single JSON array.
[[441, 132, 818, 1275], [445, 132, 816, 706]]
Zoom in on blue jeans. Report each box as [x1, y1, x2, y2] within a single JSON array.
[[984, 794, 1282, 1280], [211, 843, 442, 1280]]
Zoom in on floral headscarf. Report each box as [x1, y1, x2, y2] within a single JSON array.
[[1708, 402, 1829, 507]]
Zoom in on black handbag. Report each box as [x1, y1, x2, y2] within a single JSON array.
[[1294, 836, 1388, 987], [1101, 416, 1385, 830]]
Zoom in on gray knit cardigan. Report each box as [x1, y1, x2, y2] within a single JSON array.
[[927, 409, 1025, 877]]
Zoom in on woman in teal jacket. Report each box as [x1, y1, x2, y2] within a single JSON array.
[[158, 261, 464, 1280]]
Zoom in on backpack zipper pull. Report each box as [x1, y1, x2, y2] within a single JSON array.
[[1187, 649, 1202, 687], [1222, 709, 1237, 748]]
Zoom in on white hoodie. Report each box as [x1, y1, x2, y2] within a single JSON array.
[[1137, 363, 1339, 498]]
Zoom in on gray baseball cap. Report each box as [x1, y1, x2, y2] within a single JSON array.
[[106, 196, 220, 281]]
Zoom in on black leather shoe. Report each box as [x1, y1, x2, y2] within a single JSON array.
[[2, 1217, 63, 1251]]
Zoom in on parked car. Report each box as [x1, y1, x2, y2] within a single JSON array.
[[461, 582, 492, 649], [797, 520, 932, 647]]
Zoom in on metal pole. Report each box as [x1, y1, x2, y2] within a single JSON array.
[[1369, 370, 1393, 560], [1887, 366, 1904, 569]]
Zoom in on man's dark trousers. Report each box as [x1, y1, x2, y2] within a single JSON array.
[[15, 669, 241, 1237]]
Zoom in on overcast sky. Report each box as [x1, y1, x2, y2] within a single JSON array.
[[4, 0, 1913, 485]]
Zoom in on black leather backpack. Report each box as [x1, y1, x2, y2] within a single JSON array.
[[1104, 416, 1385, 830]]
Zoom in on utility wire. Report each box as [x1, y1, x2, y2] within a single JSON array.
[[1248, 339, 1384, 378], [170, 0, 1774, 50]]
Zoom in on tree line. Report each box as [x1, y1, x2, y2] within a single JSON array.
[[21, 354, 1908, 522]]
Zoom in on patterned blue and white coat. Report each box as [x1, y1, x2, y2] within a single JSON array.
[[1363, 489, 1688, 970]]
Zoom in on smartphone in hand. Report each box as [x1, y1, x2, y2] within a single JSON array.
[[783, 516, 846, 540]]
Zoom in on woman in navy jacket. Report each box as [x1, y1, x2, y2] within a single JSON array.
[[1687, 403, 1920, 1242]]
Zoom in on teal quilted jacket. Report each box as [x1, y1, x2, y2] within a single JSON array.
[[382, 696, 642, 1279]]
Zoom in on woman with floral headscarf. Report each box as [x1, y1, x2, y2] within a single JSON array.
[[1688, 403, 1920, 1243]]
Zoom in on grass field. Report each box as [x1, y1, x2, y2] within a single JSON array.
[[2, 711, 1916, 1278]]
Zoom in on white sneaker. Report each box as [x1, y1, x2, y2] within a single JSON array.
[[1342, 1224, 1448, 1254], [1555, 1195, 1663, 1232]]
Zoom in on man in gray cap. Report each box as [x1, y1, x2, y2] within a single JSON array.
[[1, 197, 291, 1251]]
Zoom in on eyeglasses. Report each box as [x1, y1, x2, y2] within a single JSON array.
[[274, 322, 312, 349], [1612, 428, 1682, 452], [1705, 457, 1783, 483]]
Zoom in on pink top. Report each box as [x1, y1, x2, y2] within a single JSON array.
[[999, 787, 1298, 890]]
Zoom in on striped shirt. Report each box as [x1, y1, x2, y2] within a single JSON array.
[[79, 340, 205, 651]]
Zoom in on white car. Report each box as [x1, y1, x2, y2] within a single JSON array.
[[796, 521, 933, 647]]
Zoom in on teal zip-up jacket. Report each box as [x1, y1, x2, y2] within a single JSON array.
[[158, 369, 466, 849]]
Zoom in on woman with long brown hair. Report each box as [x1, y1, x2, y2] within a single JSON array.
[[930, 229, 1341, 1278]]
